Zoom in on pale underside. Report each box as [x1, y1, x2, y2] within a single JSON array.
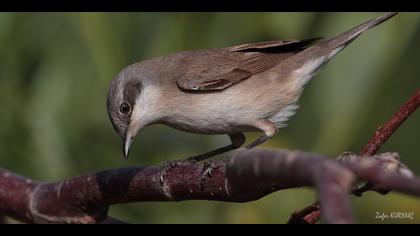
[[153, 56, 330, 135]]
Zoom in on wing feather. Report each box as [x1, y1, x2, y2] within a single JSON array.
[[176, 38, 321, 91]]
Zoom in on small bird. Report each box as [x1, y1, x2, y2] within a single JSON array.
[[107, 12, 397, 161]]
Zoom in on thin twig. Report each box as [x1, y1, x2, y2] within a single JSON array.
[[287, 202, 320, 224], [361, 89, 420, 156], [288, 89, 420, 224]]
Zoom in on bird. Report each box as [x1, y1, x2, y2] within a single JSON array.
[[107, 12, 397, 161]]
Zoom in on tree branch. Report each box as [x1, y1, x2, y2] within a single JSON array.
[[289, 89, 420, 224], [361, 89, 420, 156], [1, 148, 419, 224]]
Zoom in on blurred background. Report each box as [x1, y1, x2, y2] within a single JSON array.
[[0, 12, 419, 224]]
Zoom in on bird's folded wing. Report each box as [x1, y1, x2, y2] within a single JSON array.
[[176, 38, 321, 91]]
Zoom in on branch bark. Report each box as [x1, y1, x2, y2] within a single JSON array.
[[0, 148, 419, 224], [289, 89, 420, 224], [361, 89, 420, 156]]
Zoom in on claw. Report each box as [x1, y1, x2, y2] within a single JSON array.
[[202, 161, 219, 178]]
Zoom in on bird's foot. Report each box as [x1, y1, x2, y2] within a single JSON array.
[[202, 161, 220, 178]]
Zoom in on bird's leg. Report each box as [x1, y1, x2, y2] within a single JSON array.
[[186, 133, 246, 163], [246, 120, 277, 149], [160, 135, 242, 182]]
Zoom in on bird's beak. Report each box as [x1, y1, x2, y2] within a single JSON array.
[[123, 134, 133, 160], [122, 115, 144, 160]]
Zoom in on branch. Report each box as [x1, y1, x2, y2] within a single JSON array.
[[1, 148, 419, 224], [289, 89, 420, 224], [0, 149, 321, 223], [361, 89, 420, 156]]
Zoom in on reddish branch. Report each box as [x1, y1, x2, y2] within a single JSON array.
[[289, 89, 420, 224], [0, 148, 419, 224], [0, 149, 329, 224], [361, 90, 420, 156]]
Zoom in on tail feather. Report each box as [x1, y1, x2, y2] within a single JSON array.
[[296, 12, 398, 65], [291, 13, 397, 87], [323, 12, 397, 50]]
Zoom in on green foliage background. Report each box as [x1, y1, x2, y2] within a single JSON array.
[[1, 12, 419, 223]]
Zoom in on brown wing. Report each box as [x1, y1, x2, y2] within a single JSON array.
[[176, 38, 321, 91]]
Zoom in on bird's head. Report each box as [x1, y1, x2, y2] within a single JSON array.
[[107, 65, 146, 160]]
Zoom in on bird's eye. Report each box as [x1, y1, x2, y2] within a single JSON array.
[[119, 102, 131, 115]]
